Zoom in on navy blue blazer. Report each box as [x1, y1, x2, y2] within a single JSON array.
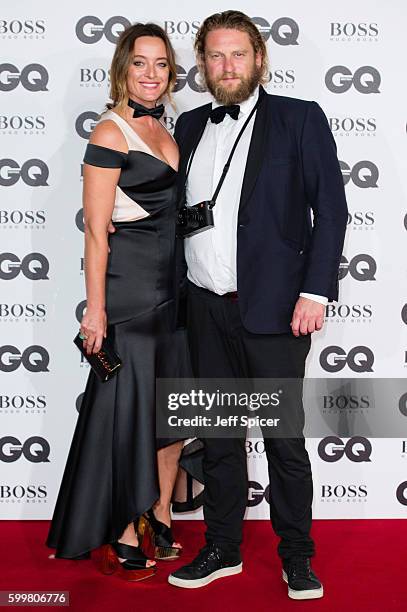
[[174, 86, 348, 334]]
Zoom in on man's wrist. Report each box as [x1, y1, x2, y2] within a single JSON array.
[[299, 292, 328, 306]]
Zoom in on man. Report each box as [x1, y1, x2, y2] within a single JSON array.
[[168, 11, 347, 599]]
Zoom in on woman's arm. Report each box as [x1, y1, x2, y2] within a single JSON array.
[[81, 119, 127, 354]]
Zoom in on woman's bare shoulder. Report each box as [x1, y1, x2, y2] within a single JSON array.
[[89, 115, 127, 153]]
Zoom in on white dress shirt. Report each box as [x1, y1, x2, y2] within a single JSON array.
[[184, 86, 327, 305]]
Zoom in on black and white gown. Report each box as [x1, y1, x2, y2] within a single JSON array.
[[46, 110, 192, 558]]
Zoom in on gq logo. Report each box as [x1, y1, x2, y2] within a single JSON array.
[[75, 16, 130, 44], [75, 208, 85, 232], [0, 346, 50, 372], [319, 346, 374, 373], [247, 481, 270, 507], [75, 300, 87, 323], [318, 436, 372, 462], [174, 65, 203, 93], [0, 253, 49, 280], [76, 393, 84, 413], [325, 66, 380, 94], [339, 255, 376, 282], [340, 161, 378, 188], [75, 112, 100, 139], [399, 393, 407, 417], [0, 63, 49, 92], [0, 436, 50, 463], [396, 481, 407, 506], [251, 17, 299, 45], [0, 159, 49, 187]]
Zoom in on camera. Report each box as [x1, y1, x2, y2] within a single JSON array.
[[177, 201, 215, 238]]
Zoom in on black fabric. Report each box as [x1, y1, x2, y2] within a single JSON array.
[[187, 282, 315, 560], [83, 143, 127, 168], [128, 98, 165, 120], [209, 104, 240, 124], [46, 144, 191, 559]]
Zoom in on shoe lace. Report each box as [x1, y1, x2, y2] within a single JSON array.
[[192, 544, 221, 567], [287, 556, 311, 579]]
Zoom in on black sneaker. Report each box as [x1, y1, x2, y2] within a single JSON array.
[[168, 544, 242, 589], [282, 556, 323, 600]]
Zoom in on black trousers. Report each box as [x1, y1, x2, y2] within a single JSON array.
[[187, 281, 315, 560]]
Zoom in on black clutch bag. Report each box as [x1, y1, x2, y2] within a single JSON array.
[[73, 332, 122, 382]]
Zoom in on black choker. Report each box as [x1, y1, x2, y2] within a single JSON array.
[[128, 98, 165, 120]]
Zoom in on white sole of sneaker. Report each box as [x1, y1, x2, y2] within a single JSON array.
[[168, 563, 243, 589], [282, 570, 324, 600]]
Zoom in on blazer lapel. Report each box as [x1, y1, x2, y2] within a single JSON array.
[[179, 104, 211, 184], [238, 86, 270, 216]]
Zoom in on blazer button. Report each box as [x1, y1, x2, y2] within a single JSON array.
[[299, 249, 304, 255]]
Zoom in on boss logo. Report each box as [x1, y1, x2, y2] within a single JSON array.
[[321, 484, 368, 499], [396, 481, 407, 506], [75, 300, 87, 323], [0, 395, 46, 409], [0, 346, 50, 373], [0, 115, 45, 132], [340, 161, 378, 188], [0, 19, 46, 36], [319, 346, 374, 373], [0, 159, 49, 187], [329, 117, 376, 135], [163, 116, 175, 132], [318, 437, 372, 462], [0, 253, 49, 280], [75, 111, 100, 139], [347, 212, 375, 228], [325, 66, 380, 94], [164, 20, 201, 37], [80, 68, 110, 86], [339, 255, 376, 282], [75, 16, 130, 44], [245, 440, 265, 455], [267, 69, 295, 87], [0, 210, 46, 226], [0, 436, 50, 463], [323, 395, 370, 410], [0, 485, 47, 500], [325, 304, 372, 320], [0, 304, 47, 318], [251, 17, 299, 45], [330, 23, 378, 38], [247, 481, 270, 507], [0, 63, 48, 92]]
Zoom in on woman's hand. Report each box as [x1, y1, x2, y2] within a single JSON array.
[[80, 308, 107, 355]]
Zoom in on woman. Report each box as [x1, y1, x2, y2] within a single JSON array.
[[46, 23, 187, 581]]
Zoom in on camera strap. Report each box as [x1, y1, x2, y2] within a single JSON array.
[[183, 96, 260, 208]]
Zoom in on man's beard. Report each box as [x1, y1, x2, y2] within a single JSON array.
[[204, 62, 262, 105]]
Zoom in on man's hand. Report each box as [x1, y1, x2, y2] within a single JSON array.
[[290, 296, 325, 336]]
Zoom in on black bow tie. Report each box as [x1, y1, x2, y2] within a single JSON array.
[[128, 98, 165, 120], [209, 104, 240, 124]]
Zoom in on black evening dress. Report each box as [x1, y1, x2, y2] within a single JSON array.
[[46, 110, 191, 558]]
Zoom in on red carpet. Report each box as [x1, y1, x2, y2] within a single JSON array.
[[0, 520, 405, 611]]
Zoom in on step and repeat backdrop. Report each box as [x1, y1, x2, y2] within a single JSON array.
[[1, 0, 406, 520]]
